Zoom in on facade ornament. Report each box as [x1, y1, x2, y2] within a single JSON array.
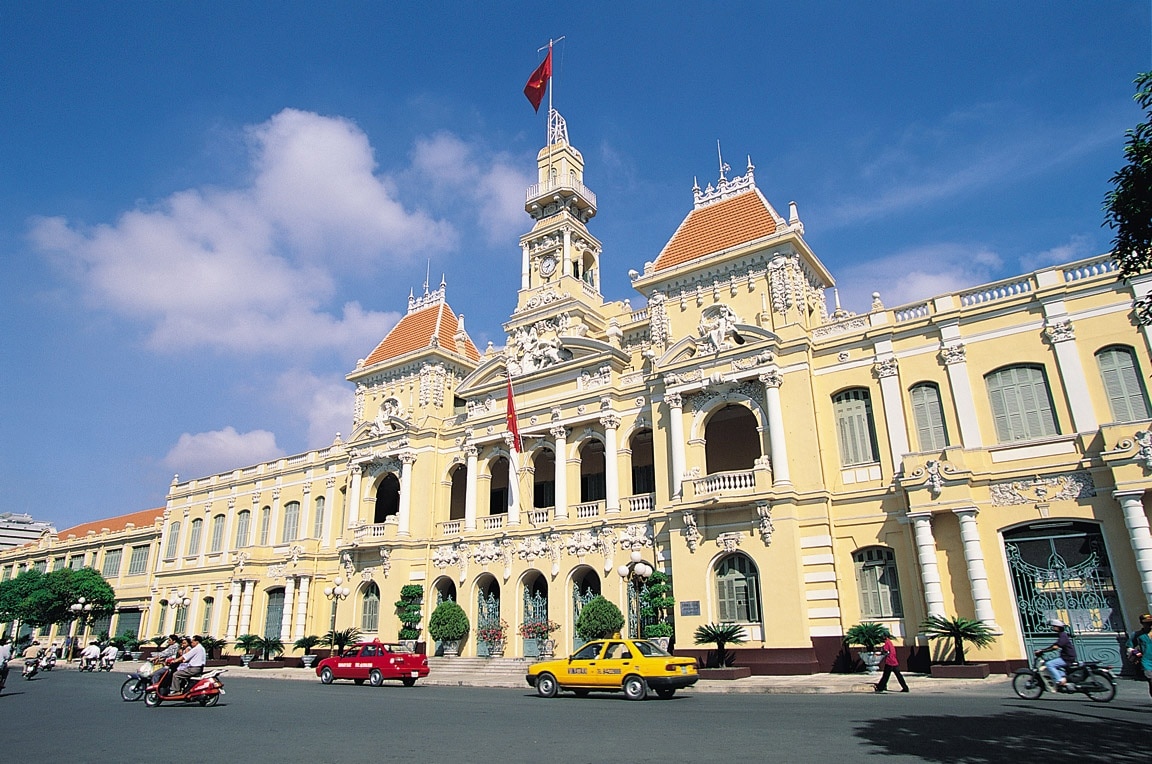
[[871, 292, 884, 311], [341, 551, 356, 580], [734, 350, 775, 371], [472, 540, 503, 567], [696, 304, 744, 353], [989, 471, 1096, 506], [1043, 320, 1075, 344], [648, 290, 670, 348], [509, 324, 572, 373], [283, 545, 304, 566], [565, 530, 600, 560], [517, 534, 550, 562], [939, 343, 967, 365], [665, 391, 683, 409], [717, 532, 743, 553], [599, 413, 621, 430], [378, 547, 391, 578], [579, 365, 612, 390], [682, 510, 701, 553], [502, 537, 516, 582], [360, 566, 376, 582], [419, 363, 448, 408], [838, 351, 850, 362], [1118, 430, 1152, 470], [548, 533, 563, 578], [617, 523, 652, 551], [767, 254, 801, 314], [812, 316, 868, 339], [432, 545, 460, 569], [756, 503, 773, 546], [923, 460, 947, 496], [267, 563, 287, 580], [232, 551, 249, 573], [872, 357, 899, 378], [758, 369, 783, 389]]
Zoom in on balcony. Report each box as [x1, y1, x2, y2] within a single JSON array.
[[682, 467, 772, 508]]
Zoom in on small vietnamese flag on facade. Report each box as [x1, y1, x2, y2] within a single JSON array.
[[523, 49, 552, 112], [506, 374, 523, 453]]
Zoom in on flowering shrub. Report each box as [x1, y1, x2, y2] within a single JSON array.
[[518, 619, 560, 640], [477, 619, 508, 644]]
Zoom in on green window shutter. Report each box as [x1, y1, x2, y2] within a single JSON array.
[[911, 384, 948, 452], [987, 366, 1058, 441], [835, 390, 877, 466], [717, 576, 737, 621], [1099, 347, 1150, 423]]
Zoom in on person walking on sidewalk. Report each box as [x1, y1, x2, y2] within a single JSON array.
[[1128, 613, 1152, 699], [874, 634, 908, 693]]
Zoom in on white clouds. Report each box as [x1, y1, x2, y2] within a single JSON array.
[[28, 108, 451, 357], [410, 132, 532, 243], [271, 369, 355, 448], [163, 426, 285, 479], [1019, 235, 1094, 273], [835, 243, 1003, 313]]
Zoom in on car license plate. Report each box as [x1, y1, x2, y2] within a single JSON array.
[[680, 666, 688, 674], [410, 671, 418, 678]]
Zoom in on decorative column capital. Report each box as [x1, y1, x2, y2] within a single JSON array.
[[1043, 319, 1075, 343], [758, 370, 783, 389], [463, 444, 479, 458], [600, 413, 621, 430], [872, 357, 899, 378], [399, 451, 417, 465], [665, 392, 683, 409], [939, 343, 967, 365], [550, 425, 569, 440]]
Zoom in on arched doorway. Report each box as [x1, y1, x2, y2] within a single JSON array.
[[489, 457, 510, 516], [571, 568, 602, 649], [522, 571, 549, 657], [374, 473, 400, 524], [264, 588, 285, 639], [432, 578, 458, 657], [448, 464, 466, 522], [705, 405, 760, 473], [1003, 521, 1126, 666], [532, 448, 556, 511], [476, 576, 500, 657]]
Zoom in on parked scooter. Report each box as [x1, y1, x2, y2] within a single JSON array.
[[1012, 652, 1116, 702], [144, 661, 226, 707], [121, 660, 163, 702]]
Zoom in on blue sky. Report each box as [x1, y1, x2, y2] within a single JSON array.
[[1, 2, 1148, 531]]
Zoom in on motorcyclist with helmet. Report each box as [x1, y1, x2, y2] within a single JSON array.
[[1035, 618, 1077, 691], [100, 641, 119, 669], [1128, 613, 1152, 699], [79, 640, 101, 670]]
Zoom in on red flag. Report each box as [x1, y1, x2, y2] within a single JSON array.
[[506, 375, 523, 453], [523, 50, 552, 112]]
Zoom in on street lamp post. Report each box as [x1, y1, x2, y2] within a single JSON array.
[[69, 597, 94, 661], [169, 590, 191, 634], [323, 577, 350, 631], [617, 550, 653, 639]]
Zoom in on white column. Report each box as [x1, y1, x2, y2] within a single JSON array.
[[552, 425, 569, 519], [322, 476, 336, 547], [347, 467, 364, 528], [238, 581, 254, 636], [940, 340, 983, 448], [280, 576, 295, 641], [1116, 490, 1152, 611], [602, 412, 621, 513], [953, 508, 1000, 630], [269, 488, 283, 545], [293, 576, 310, 641], [210, 585, 225, 637], [225, 581, 241, 640], [873, 354, 910, 468], [300, 486, 312, 542], [760, 371, 791, 485], [464, 445, 479, 531], [909, 513, 946, 618], [223, 500, 237, 557], [398, 452, 416, 537], [1043, 318, 1098, 432], [666, 392, 686, 499]]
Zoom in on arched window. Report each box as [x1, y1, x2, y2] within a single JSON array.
[[985, 365, 1059, 442], [533, 448, 556, 509], [235, 510, 251, 548], [209, 514, 226, 553], [186, 518, 203, 556], [201, 597, 214, 634], [716, 554, 761, 623], [704, 405, 760, 473], [164, 522, 181, 560], [853, 547, 903, 618], [578, 441, 606, 503], [282, 501, 300, 543], [449, 464, 467, 521], [374, 474, 400, 523], [1097, 346, 1150, 423], [312, 495, 326, 538], [258, 506, 271, 546], [630, 429, 655, 495], [361, 583, 380, 632], [910, 383, 949, 452], [833, 389, 879, 466]]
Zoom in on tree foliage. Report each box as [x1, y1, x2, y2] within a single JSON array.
[[693, 622, 747, 667], [920, 614, 997, 665], [574, 595, 624, 641], [0, 567, 116, 628], [394, 584, 424, 640], [427, 600, 469, 642], [1106, 72, 1152, 287]]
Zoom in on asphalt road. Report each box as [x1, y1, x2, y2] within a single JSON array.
[[2, 669, 1148, 763]]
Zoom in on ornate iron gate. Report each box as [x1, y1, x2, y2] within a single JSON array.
[[522, 588, 548, 658], [476, 589, 500, 657], [627, 580, 649, 638], [572, 585, 597, 650], [1004, 523, 1126, 668]]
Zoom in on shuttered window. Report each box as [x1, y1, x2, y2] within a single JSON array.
[[986, 365, 1059, 442], [834, 389, 879, 466], [1097, 346, 1150, 423], [854, 547, 903, 618], [201, 598, 214, 634], [258, 506, 270, 546], [282, 501, 300, 544], [209, 514, 226, 553], [361, 583, 380, 632], [186, 518, 203, 556], [164, 522, 181, 560], [716, 554, 761, 623], [101, 548, 122, 578], [235, 510, 251, 548], [910, 383, 949, 452], [127, 545, 150, 576], [313, 496, 325, 538]]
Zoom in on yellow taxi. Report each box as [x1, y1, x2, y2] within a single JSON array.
[[526, 637, 698, 700]]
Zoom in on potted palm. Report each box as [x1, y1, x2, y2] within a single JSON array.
[[922, 615, 997, 678], [294, 634, 322, 668], [319, 627, 362, 658], [235, 633, 261, 667], [428, 600, 469, 657], [394, 584, 424, 652], [693, 622, 749, 678], [250, 635, 285, 668], [119, 631, 143, 660], [199, 636, 228, 666], [845, 622, 890, 673], [575, 596, 625, 641]]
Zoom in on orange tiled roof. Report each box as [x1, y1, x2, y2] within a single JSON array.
[[56, 507, 164, 539], [653, 190, 778, 271], [363, 301, 479, 367]]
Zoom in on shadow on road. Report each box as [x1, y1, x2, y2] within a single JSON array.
[[855, 707, 1148, 762]]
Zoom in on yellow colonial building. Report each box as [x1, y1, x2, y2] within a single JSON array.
[[6, 109, 1152, 674]]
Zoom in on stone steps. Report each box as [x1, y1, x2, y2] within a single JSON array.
[[424, 656, 533, 687]]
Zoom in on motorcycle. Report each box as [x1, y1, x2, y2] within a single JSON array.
[[78, 655, 99, 672], [121, 660, 163, 702], [1012, 653, 1116, 702], [39, 652, 57, 671], [22, 654, 42, 680], [144, 662, 226, 707], [99, 654, 116, 672]]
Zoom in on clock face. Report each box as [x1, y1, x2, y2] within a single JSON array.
[[540, 255, 558, 277]]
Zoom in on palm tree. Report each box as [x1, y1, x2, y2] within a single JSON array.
[[693, 622, 747, 668], [921, 615, 997, 665], [234, 633, 261, 658], [252, 635, 285, 661], [293, 634, 322, 656], [319, 627, 362, 656]]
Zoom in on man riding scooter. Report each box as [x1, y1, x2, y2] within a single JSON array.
[[169, 634, 207, 695], [100, 641, 119, 670], [79, 640, 101, 671], [22, 640, 44, 679]]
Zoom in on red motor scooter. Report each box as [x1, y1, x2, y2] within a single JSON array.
[[144, 660, 226, 707]]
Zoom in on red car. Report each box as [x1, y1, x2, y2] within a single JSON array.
[[315, 641, 430, 687]]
